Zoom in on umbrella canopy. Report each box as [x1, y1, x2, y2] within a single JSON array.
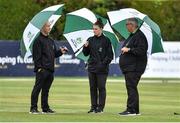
[[20, 4, 64, 59], [63, 8, 119, 61], [107, 8, 164, 55]]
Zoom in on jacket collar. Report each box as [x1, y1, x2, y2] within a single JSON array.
[[94, 33, 104, 38], [40, 32, 49, 38]]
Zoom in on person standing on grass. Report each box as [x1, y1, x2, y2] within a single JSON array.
[[119, 18, 148, 116], [30, 22, 68, 114], [83, 18, 113, 113]]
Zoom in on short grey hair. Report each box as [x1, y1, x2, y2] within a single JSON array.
[[126, 18, 138, 27]]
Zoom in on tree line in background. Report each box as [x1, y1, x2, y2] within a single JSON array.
[[0, 0, 179, 41]]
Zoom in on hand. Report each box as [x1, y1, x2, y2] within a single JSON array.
[[84, 41, 89, 47], [121, 47, 130, 54], [60, 46, 68, 54]]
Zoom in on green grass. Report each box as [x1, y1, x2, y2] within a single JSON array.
[[0, 77, 180, 122]]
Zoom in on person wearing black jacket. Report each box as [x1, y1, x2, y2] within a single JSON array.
[[83, 19, 113, 113], [30, 22, 68, 114], [119, 18, 148, 116]]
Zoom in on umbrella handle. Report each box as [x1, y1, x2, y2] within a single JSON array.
[[74, 45, 84, 54]]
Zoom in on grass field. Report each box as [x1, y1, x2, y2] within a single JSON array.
[[0, 77, 180, 122]]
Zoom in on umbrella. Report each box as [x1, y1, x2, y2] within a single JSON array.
[[20, 4, 64, 59], [107, 8, 164, 55], [63, 8, 119, 61]]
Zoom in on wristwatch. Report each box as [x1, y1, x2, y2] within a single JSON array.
[[128, 48, 131, 52]]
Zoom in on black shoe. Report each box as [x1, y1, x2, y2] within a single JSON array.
[[119, 110, 136, 116], [42, 109, 55, 114], [174, 112, 180, 115], [96, 108, 103, 113], [29, 109, 41, 114], [88, 109, 96, 113], [136, 112, 141, 115]]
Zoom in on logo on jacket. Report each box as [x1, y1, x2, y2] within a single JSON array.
[[99, 47, 102, 52]]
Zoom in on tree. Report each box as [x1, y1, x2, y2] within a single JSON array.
[[0, 0, 179, 41]]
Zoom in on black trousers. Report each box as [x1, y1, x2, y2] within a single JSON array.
[[124, 72, 142, 113], [30, 69, 54, 111], [88, 72, 108, 110]]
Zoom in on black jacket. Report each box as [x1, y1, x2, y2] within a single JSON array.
[[32, 33, 62, 72], [83, 34, 113, 74], [119, 29, 148, 74]]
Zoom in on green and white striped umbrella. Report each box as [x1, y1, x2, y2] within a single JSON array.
[[107, 8, 164, 55], [20, 4, 64, 59], [63, 8, 119, 61]]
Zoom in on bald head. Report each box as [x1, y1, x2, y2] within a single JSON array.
[[41, 22, 51, 36], [126, 18, 138, 33]]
